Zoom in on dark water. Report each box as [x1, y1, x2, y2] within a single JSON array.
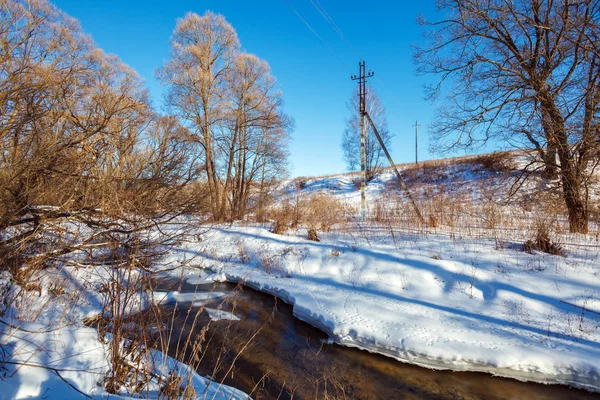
[[155, 278, 600, 400]]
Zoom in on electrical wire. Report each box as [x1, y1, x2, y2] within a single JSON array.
[[281, 0, 353, 74], [309, 0, 364, 61], [375, 76, 404, 107], [305, 0, 407, 111]]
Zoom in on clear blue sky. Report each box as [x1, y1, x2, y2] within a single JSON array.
[[52, 0, 442, 177]]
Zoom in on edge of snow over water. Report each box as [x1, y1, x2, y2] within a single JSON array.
[[175, 224, 600, 393]]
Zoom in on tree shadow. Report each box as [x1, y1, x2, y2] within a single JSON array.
[[180, 227, 600, 351]]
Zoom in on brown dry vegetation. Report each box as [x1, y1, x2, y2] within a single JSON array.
[[268, 193, 349, 236], [0, 0, 207, 289], [280, 149, 600, 248], [0, 2, 289, 397]]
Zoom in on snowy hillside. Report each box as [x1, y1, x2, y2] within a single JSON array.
[[280, 151, 600, 241], [3, 150, 600, 398], [286, 151, 598, 207]]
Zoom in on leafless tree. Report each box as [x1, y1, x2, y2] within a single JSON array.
[[158, 12, 291, 222], [341, 85, 393, 180], [415, 0, 600, 233], [158, 11, 240, 221], [0, 1, 230, 396], [223, 53, 291, 220], [0, 0, 200, 280]]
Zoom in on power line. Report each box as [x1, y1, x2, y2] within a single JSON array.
[[305, 0, 408, 112], [374, 75, 404, 107], [281, 0, 353, 73], [308, 0, 364, 61]]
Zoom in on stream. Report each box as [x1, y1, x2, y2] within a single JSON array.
[[154, 276, 600, 400]]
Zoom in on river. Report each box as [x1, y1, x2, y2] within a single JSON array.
[[155, 277, 600, 400]]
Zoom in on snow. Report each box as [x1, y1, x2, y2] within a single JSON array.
[[2, 324, 108, 399], [0, 266, 251, 399], [168, 223, 600, 392], [3, 152, 600, 396], [153, 290, 229, 306], [205, 308, 240, 322]]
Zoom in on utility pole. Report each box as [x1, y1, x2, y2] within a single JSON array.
[[351, 61, 374, 219], [413, 120, 419, 165]]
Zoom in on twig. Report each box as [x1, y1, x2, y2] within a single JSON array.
[[0, 319, 66, 334]]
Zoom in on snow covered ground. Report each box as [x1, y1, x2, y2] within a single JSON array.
[[3, 152, 600, 397], [0, 265, 251, 399], [164, 221, 600, 392]]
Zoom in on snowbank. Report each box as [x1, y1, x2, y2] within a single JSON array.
[[172, 224, 600, 392], [0, 266, 251, 399]]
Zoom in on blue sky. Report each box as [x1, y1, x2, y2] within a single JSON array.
[[52, 0, 442, 177]]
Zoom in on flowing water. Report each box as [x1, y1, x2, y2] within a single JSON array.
[[155, 277, 600, 400]]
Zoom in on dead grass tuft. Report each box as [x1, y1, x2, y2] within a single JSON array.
[[524, 219, 565, 256], [307, 228, 320, 242]]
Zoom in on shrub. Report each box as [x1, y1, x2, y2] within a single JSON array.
[[428, 214, 439, 228], [271, 219, 289, 235], [307, 228, 320, 242], [268, 199, 293, 234], [292, 177, 308, 191], [373, 199, 387, 223], [524, 220, 565, 256], [305, 194, 346, 232], [472, 151, 515, 173]]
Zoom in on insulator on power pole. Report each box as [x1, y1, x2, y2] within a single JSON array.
[[351, 61, 373, 220]]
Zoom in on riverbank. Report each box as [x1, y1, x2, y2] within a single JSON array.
[[0, 263, 251, 399], [165, 222, 600, 393], [155, 276, 600, 399]]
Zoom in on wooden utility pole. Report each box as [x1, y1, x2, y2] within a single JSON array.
[[351, 61, 374, 219], [413, 120, 419, 165]]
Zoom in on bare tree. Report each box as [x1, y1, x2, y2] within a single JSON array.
[[342, 85, 393, 180], [415, 0, 600, 233], [0, 0, 200, 278], [0, 0, 95, 220], [159, 12, 291, 221], [223, 53, 291, 220], [158, 11, 240, 221], [0, 2, 210, 396]]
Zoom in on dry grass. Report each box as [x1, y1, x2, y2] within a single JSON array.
[[297, 150, 520, 182], [524, 218, 565, 256], [305, 193, 348, 232], [266, 193, 348, 235]]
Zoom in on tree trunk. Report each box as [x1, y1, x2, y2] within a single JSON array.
[[561, 179, 588, 233], [202, 113, 222, 221], [257, 161, 266, 223], [539, 108, 558, 180], [220, 117, 240, 220], [541, 98, 588, 233], [541, 143, 558, 179]]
